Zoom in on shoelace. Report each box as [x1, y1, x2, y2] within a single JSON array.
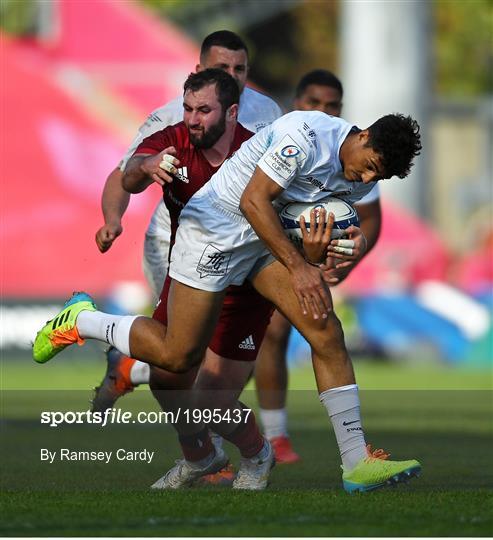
[[365, 444, 391, 461], [51, 327, 84, 345]]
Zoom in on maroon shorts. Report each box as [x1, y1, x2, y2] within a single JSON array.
[[153, 276, 275, 361]]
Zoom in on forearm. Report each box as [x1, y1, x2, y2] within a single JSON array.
[[327, 200, 382, 285], [354, 200, 381, 258], [240, 194, 305, 271], [102, 167, 130, 225], [359, 220, 380, 256], [122, 155, 154, 193], [241, 168, 332, 318]]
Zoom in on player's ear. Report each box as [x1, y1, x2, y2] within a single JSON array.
[[359, 129, 370, 145], [227, 104, 238, 121], [195, 63, 203, 73]]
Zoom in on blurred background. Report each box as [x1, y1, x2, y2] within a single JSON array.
[[1, 0, 492, 377]]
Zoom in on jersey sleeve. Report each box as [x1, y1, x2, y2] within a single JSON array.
[[270, 101, 283, 121], [257, 116, 313, 189], [356, 184, 380, 205], [119, 97, 183, 170], [237, 88, 283, 132], [131, 127, 177, 158], [123, 126, 176, 165]]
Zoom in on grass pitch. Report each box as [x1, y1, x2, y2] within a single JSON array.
[[1, 351, 492, 536]]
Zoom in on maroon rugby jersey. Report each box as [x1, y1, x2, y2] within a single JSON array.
[[135, 121, 252, 245]]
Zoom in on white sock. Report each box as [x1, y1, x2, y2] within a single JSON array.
[[319, 384, 367, 470], [259, 408, 288, 439], [77, 311, 137, 357], [129, 360, 150, 385]]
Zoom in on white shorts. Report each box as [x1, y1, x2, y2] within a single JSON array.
[[142, 233, 170, 301], [169, 189, 274, 292], [142, 202, 171, 301]]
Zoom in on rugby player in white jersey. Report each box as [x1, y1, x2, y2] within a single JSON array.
[[34, 108, 423, 492], [92, 31, 301, 465], [254, 70, 382, 462]]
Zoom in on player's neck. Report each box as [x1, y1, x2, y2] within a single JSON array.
[[202, 122, 237, 167]]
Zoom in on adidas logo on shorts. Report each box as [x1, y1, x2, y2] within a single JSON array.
[[239, 335, 255, 350]]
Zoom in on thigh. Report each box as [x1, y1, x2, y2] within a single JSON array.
[[251, 261, 332, 340], [252, 262, 353, 392], [155, 277, 274, 364], [164, 279, 227, 365], [130, 277, 226, 372], [207, 286, 274, 362]]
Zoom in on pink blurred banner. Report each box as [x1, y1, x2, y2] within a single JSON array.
[[0, 36, 152, 296], [38, 0, 198, 113], [2, 1, 200, 298], [340, 201, 451, 295]]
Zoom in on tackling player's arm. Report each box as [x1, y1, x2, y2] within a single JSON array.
[[122, 147, 179, 193], [240, 167, 333, 320], [95, 167, 130, 253], [95, 106, 179, 252]]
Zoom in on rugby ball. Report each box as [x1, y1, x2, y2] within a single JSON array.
[[279, 197, 359, 247]]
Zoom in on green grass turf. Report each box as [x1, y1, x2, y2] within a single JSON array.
[[2, 342, 492, 390], [2, 490, 492, 537], [1, 352, 492, 536]]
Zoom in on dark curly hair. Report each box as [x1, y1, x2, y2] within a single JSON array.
[[367, 114, 422, 179]]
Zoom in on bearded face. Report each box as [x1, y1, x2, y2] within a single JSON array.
[[183, 84, 229, 150], [188, 109, 227, 149]]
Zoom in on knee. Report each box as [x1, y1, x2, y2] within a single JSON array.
[[158, 347, 203, 374], [310, 312, 346, 355], [149, 365, 196, 391]]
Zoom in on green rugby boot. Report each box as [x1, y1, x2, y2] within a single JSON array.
[[33, 292, 97, 363], [342, 444, 421, 493]]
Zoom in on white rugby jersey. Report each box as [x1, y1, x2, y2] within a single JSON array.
[[357, 184, 379, 204], [207, 111, 378, 213], [120, 87, 282, 237]]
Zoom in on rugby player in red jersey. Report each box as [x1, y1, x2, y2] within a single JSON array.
[[92, 31, 301, 467], [118, 69, 328, 489]]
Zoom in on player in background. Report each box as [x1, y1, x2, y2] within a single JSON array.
[[254, 70, 382, 461], [92, 31, 301, 464], [34, 109, 422, 493]]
